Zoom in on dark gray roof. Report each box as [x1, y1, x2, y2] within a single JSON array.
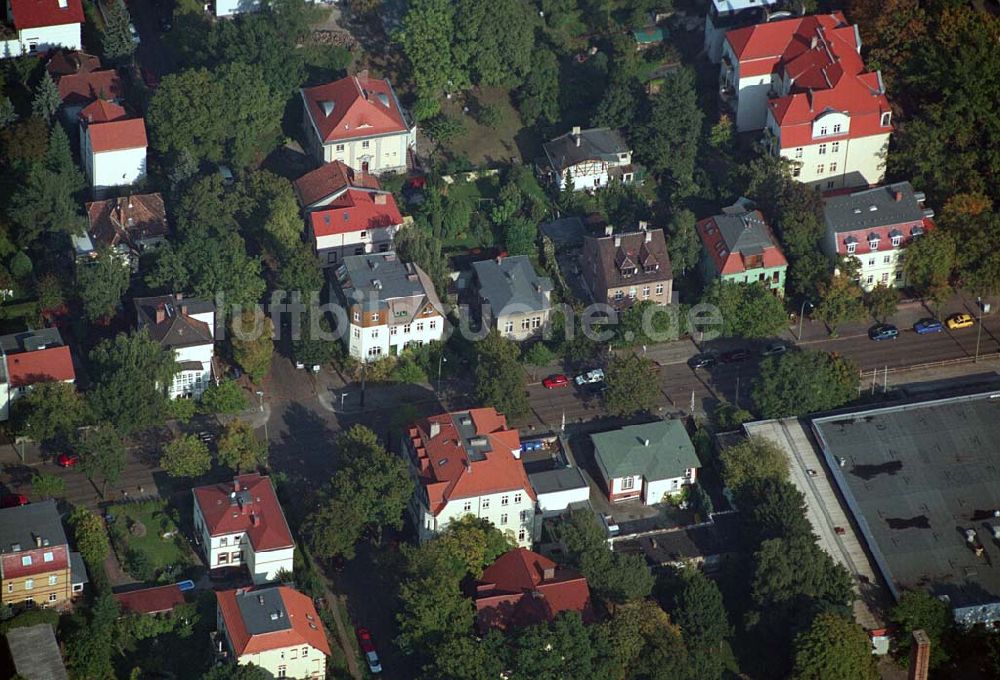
[[592, 420, 700, 482], [712, 210, 778, 256], [540, 217, 585, 248], [235, 586, 293, 636], [0, 500, 68, 554], [451, 411, 493, 462], [472, 256, 552, 316], [0, 328, 65, 355], [70, 551, 88, 587], [615, 513, 742, 565], [5, 623, 69, 680], [134, 294, 215, 349], [543, 127, 629, 173], [823, 182, 926, 233], [335, 252, 443, 319], [529, 467, 588, 495]]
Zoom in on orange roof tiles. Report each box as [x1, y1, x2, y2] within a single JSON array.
[[294, 161, 383, 208], [302, 74, 409, 144], [115, 584, 185, 615], [86, 117, 147, 153], [217, 586, 331, 657], [58, 69, 122, 107], [310, 189, 402, 238], [193, 475, 293, 552], [79, 99, 126, 124], [9, 0, 83, 30], [7, 345, 75, 388]]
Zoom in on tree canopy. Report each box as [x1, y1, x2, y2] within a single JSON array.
[[474, 331, 529, 419], [752, 350, 858, 419], [603, 352, 660, 417], [216, 419, 267, 473], [161, 434, 212, 478], [10, 381, 88, 443], [792, 612, 879, 680], [78, 424, 127, 498], [702, 281, 788, 339], [77, 249, 131, 321], [719, 435, 790, 496]]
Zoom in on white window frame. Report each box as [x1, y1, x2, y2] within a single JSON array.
[[621, 476, 635, 491]]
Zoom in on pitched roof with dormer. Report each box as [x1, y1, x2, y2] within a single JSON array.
[[472, 255, 553, 316], [293, 160, 384, 209], [301, 73, 409, 144], [134, 294, 214, 349], [823, 182, 935, 256], [217, 585, 331, 658], [85, 193, 168, 253], [58, 69, 122, 107], [696, 208, 787, 276], [584, 227, 672, 289], [405, 408, 535, 516], [193, 475, 294, 552], [310, 189, 403, 238], [0, 328, 75, 388], [9, 0, 83, 30]]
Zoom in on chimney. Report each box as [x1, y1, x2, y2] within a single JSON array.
[[463, 460, 471, 474], [58, 0, 67, 7], [604, 225, 614, 237], [908, 630, 931, 680], [645, 230, 652, 243], [638, 220, 648, 232], [429, 421, 441, 438], [155, 305, 166, 323], [234, 478, 241, 492], [258, 594, 265, 605], [810, 35, 818, 49], [35, 535, 42, 548], [251, 513, 260, 527], [643, 438, 650, 447], [614, 235, 622, 248], [542, 566, 555, 580], [894, 191, 903, 202], [179, 304, 188, 316], [374, 193, 387, 205]]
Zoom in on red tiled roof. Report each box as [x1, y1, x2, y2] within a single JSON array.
[[1, 546, 69, 580], [832, 217, 934, 256], [9, 0, 84, 30], [310, 189, 403, 238], [58, 70, 122, 107], [406, 408, 535, 516], [217, 586, 331, 657], [193, 475, 294, 552], [293, 161, 383, 208], [301, 74, 408, 143], [47, 50, 100, 78], [7, 345, 75, 388], [115, 584, 185, 615], [79, 98, 126, 123], [87, 117, 147, 153], [696, 212, 788, 277], [474, 548, 593, 630]]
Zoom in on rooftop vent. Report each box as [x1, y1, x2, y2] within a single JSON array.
[[319, 100, 335, 117], [868, 205, 878, 212], [437, 458, 448, 466], [642, 438, 650, 447], [376, 93, 390, 107], [258, 594, 265, 605], [11, 543, 20, 552]]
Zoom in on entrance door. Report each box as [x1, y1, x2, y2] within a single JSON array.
[[362, 160, 370, 173]]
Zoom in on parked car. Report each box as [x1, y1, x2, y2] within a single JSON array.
[[129, 23, 140, 45], [720, 349, 750, 363], [913, 318, 944, 334], [356, 628, 382, 674], [1, 494, 28, 508], [760, 342, 787, 357], [542, 374, 569, 389], [574, 369, 605, 386], [868, 324, 899, 341], [946, 313, 975, 330], [56, 453, 79, 468], [688, 353, 717, 369]]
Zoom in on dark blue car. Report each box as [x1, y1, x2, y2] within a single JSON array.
[[913, 318, 944, 334], [868, 324, 899, 341]]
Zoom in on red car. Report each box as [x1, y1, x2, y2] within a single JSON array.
[[1, 494, 29, 508], [57, 453, 80, 468], [356, 627, 382, 674], [542, 374, 569, 389]]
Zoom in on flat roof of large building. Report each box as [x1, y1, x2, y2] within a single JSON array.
[[811, 391, 1000, 625]]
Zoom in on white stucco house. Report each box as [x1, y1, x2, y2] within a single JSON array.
[[212, 0, 258, 17], [134, 294, 215, 399], [194, 475, 295, 584], [402, 408, 537, 547], [1, 0, 82, 59], [704, 0, 783, 64], [541, 126, 638, 191], [78, 100, 147, 189], [331, 252, 445, 362], [591, 420, 700, 506], [216, 585, 329, 679], [300, 72, 416, 174]]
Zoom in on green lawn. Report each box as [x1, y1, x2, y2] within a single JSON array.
[[110, 502, 195, 580], [439, 87, 539, 166]]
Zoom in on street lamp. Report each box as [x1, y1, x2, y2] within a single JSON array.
[[437, 355, 448, 392], [975, 296, 984, 363], [797, 300, 813, 341], [255, 390, 264, 413]]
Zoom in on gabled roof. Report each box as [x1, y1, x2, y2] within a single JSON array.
[[192, 475, 294, 552], [0, 500, 70, 579], [79, 98, 126, 123], [472, 255, 552, 316], [85, 193, 168, 252], [543, 127, 629, 173], [9, 0, 84, 30], [217, 586, 331, 657], [293, 161, 383, 209], [58, 69, 122, 107], [474, 548, 593, 630], [47, 50, 101, 78], [0, 328, 76, 388], [335, 252, 444, 321], [823, 182, 926, 234], [310, 189, 402, 238], [301, 73, 409, 144], [584, 227, 672, 288], [86, 117, 147, 153], [406, 408, 536, 516], [135, 294, 214, 349], [696, 208, 787, 276], [5, 623, 69, 680], [592, 420, 700, 483], [115, 584, 185, 615]]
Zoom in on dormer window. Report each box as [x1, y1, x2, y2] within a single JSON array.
[[845, 240, 857, 254], [881, 112, 891, 127], [643, 264, 658, 274], [869, 237, 880, 251], [890, 233, 902, 247]]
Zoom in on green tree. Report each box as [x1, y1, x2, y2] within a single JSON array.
[[743, 478, 815, 545], [516, 48, 560, 127], [666, 209, 700, 276], [751, 534, 853, 610], [709, 113, 735, 151], [10, 381, 88, 442], [88, 330, 177, 434], [561, 509, 653, 607], [419, 632, 508, 680], [604, 600, 685, 679], [161, 434, 212, 478], [719, 435, 789, 495], [102, 0, 136, 62], [396, 0, 463, 119], [636, 68, 703, 193], [0, 96, 16, 128], [201, 663, 270, 680], [242, 171, 303, 259], [503, 215, 538, 257], [591, 79, 643, 130], [865, 283, 898, 323], [68, 507, 110, 566], [65, 594, 119, 679], [454, 0, 535, 87], [703, 280, 788, 339], [394, 225, 449, 297], [77, 249, 131, 321], [792, 612, 879, 680], [31, 472, 65, 499], [31, 71, 60, 122], [199, 379, 249, 414], [474, 330, 529, 419], [78, 424, 126, 498], [0, 116, 48, 167], [230, 310, 275, 382], [522, 343, 555, 376], [509, 612, 613, 680], [752, 350, 858, 419], [890, 590, 952, 669], [903, 228, 956, 297], [603, 352, 659, 417], [814, 271, 866, 334], [216, 419, 267, 473]]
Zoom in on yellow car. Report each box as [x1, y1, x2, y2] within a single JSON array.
[[946, 313, 975, 330]]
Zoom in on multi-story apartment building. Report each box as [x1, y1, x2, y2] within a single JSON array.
[[471, 256, 553, 341], [542, 127, 638, 191], [0, 328, 76, 422], [822, 182, 935, 291], [216, 585, 330, 678], [193, 475, 295, 584], [300, 72, 416, 174], [135, 294, 215, 399], [332, 252, 445, 362], [581, 224, 673, 309], [720, 12, 892, 190], [696, 202, 788, 296], [704, 0, 789, 63], [401, 408, 536, 546], [0, 501, 76, 608]]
